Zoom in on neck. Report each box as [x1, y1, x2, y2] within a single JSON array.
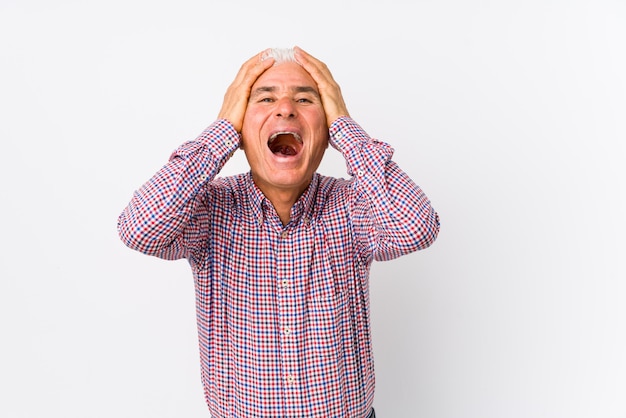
[[264, 188, 302, 226], [267, 196, 298, 226], [253, 178, 310, 226]]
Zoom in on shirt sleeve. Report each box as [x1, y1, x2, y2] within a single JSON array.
[[329, 117, 440, 262], [117, 119, 240, 260]]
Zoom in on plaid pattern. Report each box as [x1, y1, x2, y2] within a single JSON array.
[[118, 117, 439, 418]]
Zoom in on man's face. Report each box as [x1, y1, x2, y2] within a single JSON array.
[[241, 62, 329, 198]]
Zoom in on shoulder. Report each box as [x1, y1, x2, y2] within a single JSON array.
[[315, 173, 355, 208], [202, 172, 249, 202], [207, 171, 250, 189]]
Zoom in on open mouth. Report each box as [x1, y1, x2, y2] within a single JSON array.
[[268, 132, 303, 156]]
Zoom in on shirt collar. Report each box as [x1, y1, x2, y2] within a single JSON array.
[[245, 172, 319, 227]]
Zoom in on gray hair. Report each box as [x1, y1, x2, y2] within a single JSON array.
[[265, 47, 297, 65]]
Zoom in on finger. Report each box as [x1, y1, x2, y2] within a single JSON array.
[[218, 49, 276, 131], [232, 49, 275, 87], [294, 46, 336, 90], [294, 46, 349, 123]]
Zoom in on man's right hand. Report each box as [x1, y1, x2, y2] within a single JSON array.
[[217, 49, 275, 133]]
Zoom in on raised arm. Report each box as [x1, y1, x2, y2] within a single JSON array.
[[330, 117, 440, 261], [295, 47, 440, 261], [117, 50, 275, 260], [117, 120, 240, 260]]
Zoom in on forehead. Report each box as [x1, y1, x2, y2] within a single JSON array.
[[252, 62, 317, 91]]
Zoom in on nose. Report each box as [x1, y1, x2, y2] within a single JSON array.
[[275, 97, 296, 118]]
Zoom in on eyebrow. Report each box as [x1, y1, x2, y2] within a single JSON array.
[[250, 86, 320, 99]]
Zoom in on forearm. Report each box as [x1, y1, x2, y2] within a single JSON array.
[[117, 120, 240, 258], [330, 117, 440, 261]]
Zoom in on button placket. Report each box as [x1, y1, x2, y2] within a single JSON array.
[[276, 226, 297, 393]]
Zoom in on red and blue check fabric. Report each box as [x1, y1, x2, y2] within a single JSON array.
[[118, 117, 439, 418]]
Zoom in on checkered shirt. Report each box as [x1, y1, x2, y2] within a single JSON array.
[[118, 117, 440, 417]]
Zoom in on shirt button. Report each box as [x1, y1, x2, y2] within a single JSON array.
[[283, 327, 291, 335], [281, 231, 289, 239], [199, 173, 208, 181], [357, 169, 365, 177], [334, 133, 342, 140], [225, 140, 233, 147], [286, 374, 295, 384], [281, 279, 289, 288]]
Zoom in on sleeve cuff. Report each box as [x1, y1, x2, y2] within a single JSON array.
[[171, 119, 241, 161]]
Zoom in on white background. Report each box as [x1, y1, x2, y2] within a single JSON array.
[[1, 0, 625, 417]]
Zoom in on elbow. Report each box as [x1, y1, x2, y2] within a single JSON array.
[[117, 212, 144, 252], [401, 214, 440, 253], [374, 209, 440, 261], [117, 211, 159, 255], [117, 208, 187, 260], [417, 209, 440, 250]]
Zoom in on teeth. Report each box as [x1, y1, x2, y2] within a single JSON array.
[[268, 132, 302, 144]]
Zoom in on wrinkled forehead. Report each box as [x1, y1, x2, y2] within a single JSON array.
[[251, 62, 318, 92]]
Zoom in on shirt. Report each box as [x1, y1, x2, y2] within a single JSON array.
[[118, 117, 440, 418]]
